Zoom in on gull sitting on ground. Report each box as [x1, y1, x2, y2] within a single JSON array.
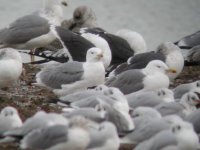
[[34, 47, 105, 97]]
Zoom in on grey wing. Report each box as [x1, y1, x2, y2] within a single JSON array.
[[71, 96, 102, 108], [135, 130, 176, 150], [173, 83, 191, 99], [149, 130, 177, 150], [64, 108, 105, 123], [176, 31, 200, 48], [105, 70, 145, 94], [186, 45, 200, 62], [60, 90, 102, 103], [113, 51, 166, 75], [0, 14, 50, 45], [87, 128, 107, 149], [126, 119, 169, 144], [21, 125, 68, 149], [185, 109, 200, 133], [155, 102, 184, 116], [127, 93, 161, 108], [38, 61, 84, 89]]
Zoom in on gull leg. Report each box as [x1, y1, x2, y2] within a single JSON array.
[[30, 48, 36, 62]]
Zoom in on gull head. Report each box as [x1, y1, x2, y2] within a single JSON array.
[[157, 88, 174, 102], [145, 60, 176, 74], [95, 85, 109, 92], [1, 106, 19, 117], [180, 91, 200, 107], [171, 121, 199, 150], [73, 6, 97, 24], [0, 48, 22, 62], [131, 106, 162, 119], [44, 0, 68, 7], [156, 42, 181, 55], [86, 47, 104, 62]]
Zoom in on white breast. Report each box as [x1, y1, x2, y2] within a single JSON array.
[[0, 59, 22, 88], [83, 62, 105, 86], [143, 72, 170, 91], [166, 50, 184, 80]]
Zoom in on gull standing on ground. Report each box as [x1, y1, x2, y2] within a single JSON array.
[[0, 0, 67, 61]]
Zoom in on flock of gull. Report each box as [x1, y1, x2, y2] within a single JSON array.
[[0, 0, 200, 150]]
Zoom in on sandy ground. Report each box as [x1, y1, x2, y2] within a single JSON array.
[[0, 63, 200, 150]]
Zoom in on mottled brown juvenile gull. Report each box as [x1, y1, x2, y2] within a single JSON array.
[[0, 49, 22, 88], [62, 5, 98, 32], [110, 42, 184, 80], [105, 60, 176, 95], [0, 0, 67, 51], [34, 48, 105, 96]]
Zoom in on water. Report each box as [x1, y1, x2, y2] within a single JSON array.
[[0, 0, 199, 60]]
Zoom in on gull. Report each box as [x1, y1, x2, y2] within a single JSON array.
[[20, 116, 90, 150], [57, 85, 108, 105], [0, 0, 67, 61], [110, 42, 184, 80], [87, 122, 120, 150], [127, 88, 174, 108], [0, 48, 22, 88], [62, 5, 98, 32], [134, 120, 199, 150], [34, 47, 105, 97], [155, 91, 200, 117], [0, 106, 22, 136], [173, 80, 200, 99], [105, 60, 176, 95], [3, 111, 68, 141]]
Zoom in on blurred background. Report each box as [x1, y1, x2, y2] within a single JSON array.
[[0, 0, 199, 50]]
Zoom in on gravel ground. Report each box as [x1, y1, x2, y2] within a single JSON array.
[[0, 64, 200, 150]]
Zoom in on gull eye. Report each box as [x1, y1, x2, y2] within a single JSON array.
[[162, 91, 165, 95], [197, 82, 200, 87], [158, 91, 161, 96], [108, 89, 113, 95], [191, 96, 196, 101], [157, 65, 161, 68], [91, 52, 94, 54], [177, 125, 181, 130], [99, 125, 104, 131]]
